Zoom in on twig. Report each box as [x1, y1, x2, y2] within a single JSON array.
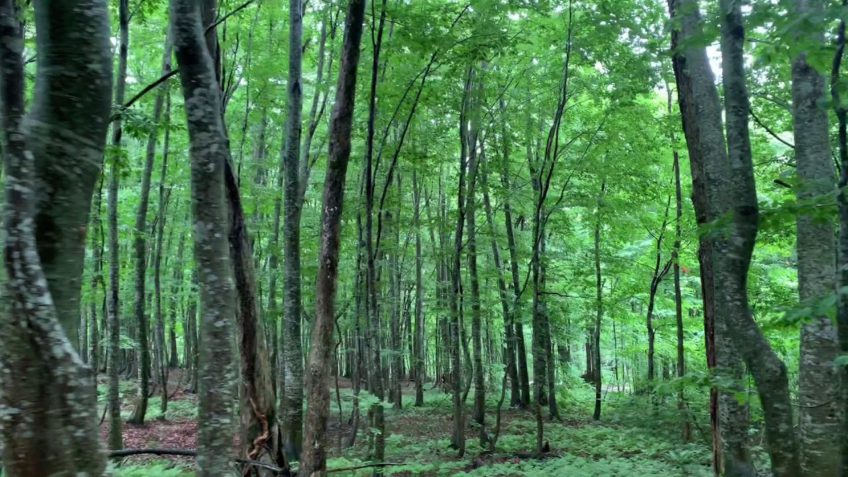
[[121, 0, 258, 111]]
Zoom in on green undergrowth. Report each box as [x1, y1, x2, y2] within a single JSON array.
[[91, 377, 719, 476], [327, 378, 716, 476]]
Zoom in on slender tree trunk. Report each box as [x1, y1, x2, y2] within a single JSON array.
[[481, 145, 520, 408], [646, 200, 671, 385], [153, 163, 170, 416], [671, 112, 690, 441], [171, 1, 237, 474], [280, 0, 307, 461], [106, 0, 130, 450], [128, 33, 171, 426], [363, 0, 388, 465], [89, 178, 104, 375], [592, 182, 605, 421], [466, 130, 486, 444], [413, 171, 426, 407], [500, 151, 529, 408], [299, 1, 366, 473], [830, 7, 848, 474], [789, 1, 840, 475]]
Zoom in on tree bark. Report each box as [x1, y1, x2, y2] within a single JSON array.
[[670, 99, 690, 440], [789, 1, 840, 475], [0, 0, 112, 474], [592, 182, 604, 421], [280, 0, 307, 461], [171, 1, 237, 474], [466, 125, 485, 444], [413, 170, 426, 407], [300, 1, 366, 473], [106, 0, 130, 450], [830, 6, 848, 474], [670, 0, 800, 474]]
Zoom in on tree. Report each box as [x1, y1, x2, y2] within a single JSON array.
[[171, 0, 237, 474], [107, 0, 130, 450], [280, 0, 305, 459], [299, 0, 367, 473], [0, 0, 113, 474], [128, 30, 172, 426], [789, 0, 840, 474]]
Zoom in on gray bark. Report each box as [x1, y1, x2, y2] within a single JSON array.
[[171, 1, 237, 474], [106, 0, 130, 451], [790, 2, 841, 475], [670, 0, 800, 474], [0, 0, 112, 474]]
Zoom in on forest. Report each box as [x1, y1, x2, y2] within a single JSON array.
[[0, 0, 845, 476]]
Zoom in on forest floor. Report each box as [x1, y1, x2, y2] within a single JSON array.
[[99, 371, 724, 476]]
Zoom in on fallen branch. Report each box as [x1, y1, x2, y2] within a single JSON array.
[[107, 448, 291, 475], [106, 448, 400, 474]]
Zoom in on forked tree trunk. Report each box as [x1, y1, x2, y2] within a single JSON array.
[[0, 0, 113, 474], [670, 0, 800, 474], [300, 1, 367, 473]]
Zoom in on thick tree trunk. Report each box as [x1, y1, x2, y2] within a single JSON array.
[[128, 33, 171, 426], [789, 1, 840, 475], [0, 0, 112, 474], [299, 1, 366, 473], [670, 0, 800, 474], [225, 157, 281, 473], [171, 1, 237, 474]]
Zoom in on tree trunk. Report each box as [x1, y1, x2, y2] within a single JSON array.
[[171, 1, 237, 474], [830, 7, 848, 474], [789, 1, 840, 474], [592, 182, 604, 421], [670, 104, 690, 441], [128, 32, 171, 426], [500, 148, 529, 408], [670, 0, 800, 474], [481, 141, 520, 408], [363, 0, 388, 465], [413, 171, 426, 407], [0, 0, 112, 474], [106, 0, 130, 450], [299, 1, 366, 473], [466, 127, 486, 444]]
